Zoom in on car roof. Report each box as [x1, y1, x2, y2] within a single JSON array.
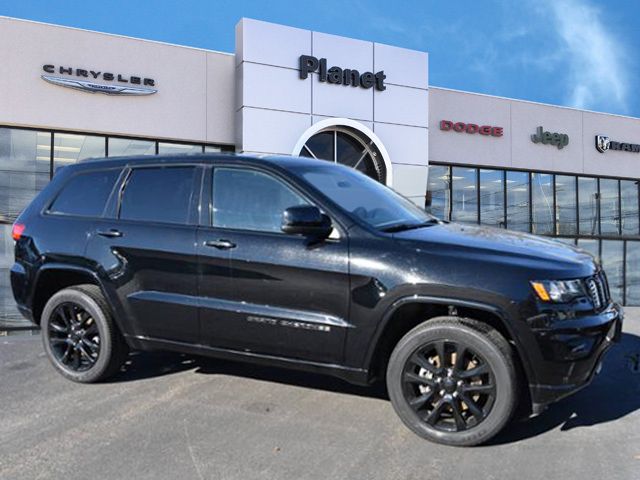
[[74, 152, 321, 171]]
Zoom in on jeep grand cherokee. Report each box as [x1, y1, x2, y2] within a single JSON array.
[[10, 154, 622, 446]]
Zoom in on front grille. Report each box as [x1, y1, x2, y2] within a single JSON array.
[[585, 271, 610, 311]]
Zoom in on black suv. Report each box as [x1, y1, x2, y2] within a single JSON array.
[[10, 154, 622, 446]]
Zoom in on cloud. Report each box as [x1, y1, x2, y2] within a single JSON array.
[[545, 0, 629, 112]]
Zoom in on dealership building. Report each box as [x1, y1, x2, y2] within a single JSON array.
[[1, 16, 640, 328]]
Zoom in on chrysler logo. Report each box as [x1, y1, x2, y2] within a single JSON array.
[[41, 64, 157, 96], [41, 75, 157, 95], [595, 135, 610, 153]]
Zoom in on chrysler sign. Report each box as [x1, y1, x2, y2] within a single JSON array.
[[595, 135, 640, 153], [41, 64, 157, 96]]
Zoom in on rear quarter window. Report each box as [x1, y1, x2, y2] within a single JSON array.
[[49, 169, 121, 217]]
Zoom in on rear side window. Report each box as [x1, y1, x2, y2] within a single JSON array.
[[119, 167, 197, 224], [49, 169, 120, 217]]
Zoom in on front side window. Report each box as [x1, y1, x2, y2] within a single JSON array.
[[119, 167, 197, 224], [49, 169, 120, 217], [212, 168, 309, 233]]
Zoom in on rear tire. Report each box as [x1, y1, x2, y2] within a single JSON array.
[[41, 284, 129, 383], [386, 316, 517, 446]]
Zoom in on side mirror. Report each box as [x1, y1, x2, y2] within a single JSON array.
[[281, 205, 332, 238]]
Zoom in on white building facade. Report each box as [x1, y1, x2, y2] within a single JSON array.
[[1, 16, 639, 326]]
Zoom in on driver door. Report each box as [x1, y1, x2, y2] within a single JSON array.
[[197, 166, 351, 364]]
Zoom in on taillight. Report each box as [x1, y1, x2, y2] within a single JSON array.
[[12, 223, 25, 241]]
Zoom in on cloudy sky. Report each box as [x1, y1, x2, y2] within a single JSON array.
[[4, 0, 638, 117]]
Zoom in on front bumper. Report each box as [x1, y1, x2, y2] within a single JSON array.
[[527, 302, 623, 413]]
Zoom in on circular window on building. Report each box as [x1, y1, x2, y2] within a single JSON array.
[[298, 127, 387, 184]]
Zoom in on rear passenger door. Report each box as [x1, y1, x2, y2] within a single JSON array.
[[86, 164, 202, 344]]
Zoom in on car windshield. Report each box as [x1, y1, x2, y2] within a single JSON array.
[[290, 163, 437, 230]]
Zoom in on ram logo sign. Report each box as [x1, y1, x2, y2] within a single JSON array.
[[595, 134, 640, 154], [595, 135, 611, 153]]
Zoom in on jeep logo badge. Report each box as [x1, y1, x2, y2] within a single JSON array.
[[531, 126, 569, 150]]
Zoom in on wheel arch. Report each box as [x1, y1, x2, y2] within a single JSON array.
[[32, 264, 111, 326], [364, 296, 534, 392]]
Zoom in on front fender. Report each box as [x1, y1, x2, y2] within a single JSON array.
[[360, 292, 536, 387]]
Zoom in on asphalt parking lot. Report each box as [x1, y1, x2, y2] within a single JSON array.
[[1, 313, 639, 480]]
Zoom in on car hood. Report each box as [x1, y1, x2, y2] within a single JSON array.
[[392, 222, 597, 278]]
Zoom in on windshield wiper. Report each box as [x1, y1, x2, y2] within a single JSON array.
[[380, 219, 440, 233]]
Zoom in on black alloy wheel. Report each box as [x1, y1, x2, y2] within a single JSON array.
[[386, 317, 517, 446], [41, 284, 129, 383], [48, 302, 101, 372], [402, 340, 496, 432]]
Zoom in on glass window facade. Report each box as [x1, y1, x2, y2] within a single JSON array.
[[425, 165, 450, 219], [158, 142, 203, 155], [599, 179, 620, 235], [621, 180, 639, 236], [626, 242, 640, 305], [0, 125, 232, 327], [479, 169, 504, 228], [428, 163, 640, 305], [451, 167, 477, 223], [555, 175, 577, 235], [601, 240, 624, 303], [506, 171, 529, 232], [531, 173, 553, 235], [53, 133, 105, 173], [108, 137, 156, 157], [578, 177, 598, 236]]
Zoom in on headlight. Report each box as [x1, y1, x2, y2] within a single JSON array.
[[531, 279, 586, 303]]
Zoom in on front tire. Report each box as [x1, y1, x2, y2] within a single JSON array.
[[41, 284, 129, 383], [386, 317, 517, 446]]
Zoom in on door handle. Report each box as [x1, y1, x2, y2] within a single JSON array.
[[204, 239, 236, 250], [96, 229, 123, 238]]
